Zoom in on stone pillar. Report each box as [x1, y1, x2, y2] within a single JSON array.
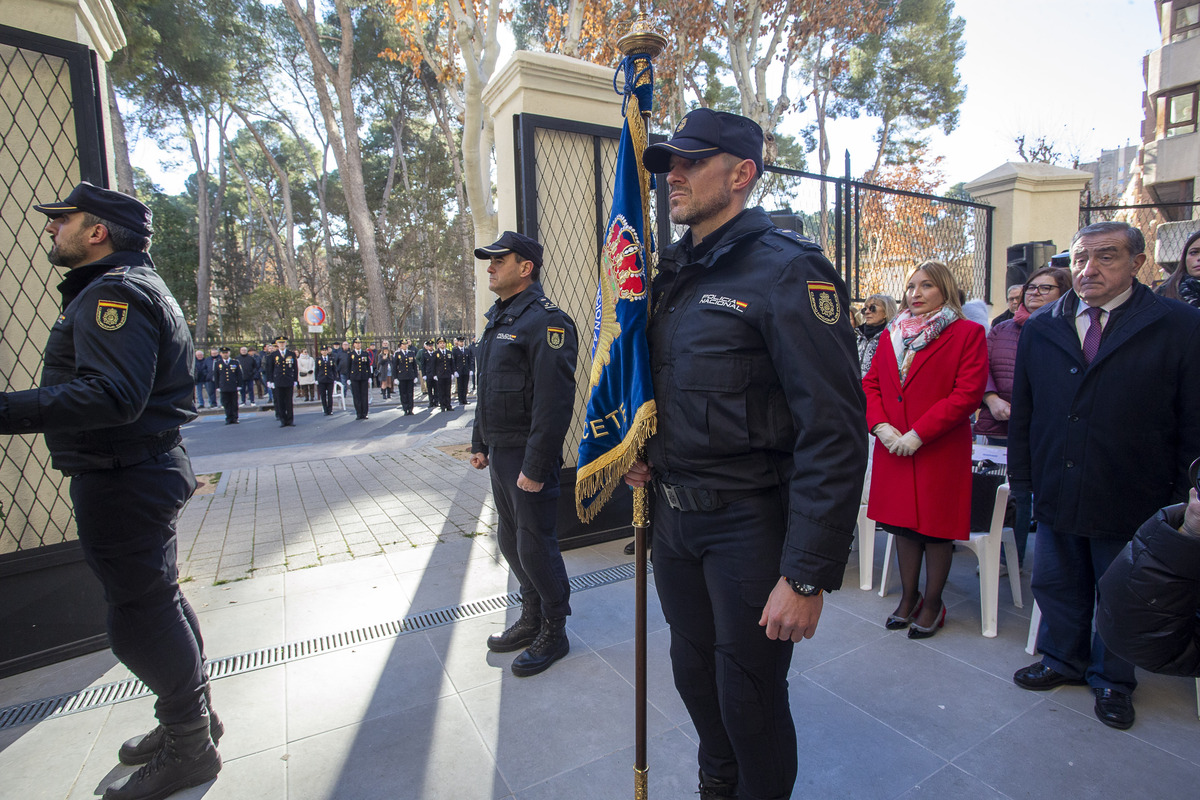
[[965, 162, 1092, 315], [479, 51, 624, 333]]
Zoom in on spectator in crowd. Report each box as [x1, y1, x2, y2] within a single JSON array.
[[376, 346, 395, 401], [856, 294, 897, 376], [248, 345, 264, 400], [865, 260, 988, 639], [1009, 221, 1200, 730], [1154, 228, 1200, 308], [974, 266, 1071, 570], [992, 284, 1023, 326], [193, 349, 210, 409], [237, 346, 256, 407], [262, 342, 278, 406], [297, 347, 316, 402], [1097, 486, 1200, 679], [204, 347, 220, 410]]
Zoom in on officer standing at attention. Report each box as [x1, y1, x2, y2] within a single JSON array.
[[347, 336, 372, 419], [213, 346, 242, 424], [419, 339, 438, 410], [470, 231, 578, 677], [395, 339, 419, 415], [314, 345, 338, 415], [271, 336, 298, 427], [624, 109, 867, 800], [452, 336, 473, 406], [0, 182, 223, 799], [432, 336, 455, 411]]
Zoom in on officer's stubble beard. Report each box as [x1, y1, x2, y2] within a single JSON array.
[[48, 224, 90, 269]]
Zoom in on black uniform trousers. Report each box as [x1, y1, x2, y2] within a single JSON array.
[[317, 381, 334, 415], [652, 487, 796, 800], [456, 373, 469, 406], [276, 385, 294, 425], [437, 375, 453, 410], [71, 447, 208, 726], [488, 446, 571, 619], [426, 376, 438, 409], [397, 378, 414, 413], [220, 390, 239, 423], [350, 379, 370, 418]]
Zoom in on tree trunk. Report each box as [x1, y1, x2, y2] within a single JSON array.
[[232, 105, 300, 290], [107, 81, 135, 195]]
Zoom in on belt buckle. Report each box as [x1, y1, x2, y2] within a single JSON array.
[[661, 483, 683, 511]]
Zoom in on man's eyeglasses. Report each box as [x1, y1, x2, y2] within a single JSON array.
[[861, 304, 879, 313], [1025, 284, 1059, 296]]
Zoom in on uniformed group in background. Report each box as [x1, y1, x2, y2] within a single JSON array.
[[7, 102, 1200, 800], [190, 334, 478, 426]]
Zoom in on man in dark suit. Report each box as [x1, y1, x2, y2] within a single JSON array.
[[452, 336, 473, 406], [213, 347, 242, 424], [347, 336, 372, 419], [1009, 221, 1200, 730], [314, 345, 338, 415]]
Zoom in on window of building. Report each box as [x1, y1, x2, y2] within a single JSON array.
[[1165, 86, 1198, 137], [1172, 1, 1200, 41]]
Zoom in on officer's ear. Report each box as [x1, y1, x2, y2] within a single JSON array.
[[518, 258, 535, 280]]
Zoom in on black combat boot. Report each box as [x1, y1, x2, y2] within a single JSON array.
[[104, 711, 221, 800], [510, 617, 569, 677], [697, 769, 738, 799], [487, 601, 542, 653], [119, 684, 223, 765]]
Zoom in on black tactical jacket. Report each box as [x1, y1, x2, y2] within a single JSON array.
[[0, 252, 197, 475], [645, 207, 867, 590], [472, 282, 579, 483]]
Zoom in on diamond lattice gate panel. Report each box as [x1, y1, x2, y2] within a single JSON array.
[[0, 26, 109, 677]]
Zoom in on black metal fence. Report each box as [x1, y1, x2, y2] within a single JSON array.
[[1080, 197, 1199, 285]]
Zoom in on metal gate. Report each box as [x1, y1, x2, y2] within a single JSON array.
[[0, 24, 110, 677], [1080, 196, 1200, 283]]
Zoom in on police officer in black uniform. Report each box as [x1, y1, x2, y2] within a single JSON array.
[[0, 183, 223, 799], [272, 336, 298, 427], [452, 336, 473, 405], [213, 347, 242, 424], [625, 110, 867, 800], [314, 345, 338, 415], [431, 337, 455, 411], [471, 231, 578, 677], [347, 337, 372, 419], [395, 339, 419, 415], [418, 340, 437, 410]]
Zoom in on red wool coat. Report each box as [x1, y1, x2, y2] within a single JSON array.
[[864, 318, 988, 540]]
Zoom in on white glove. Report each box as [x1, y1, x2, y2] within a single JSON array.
[[414, 378, 419, 385], [873, 423, 903, 453], [452, 372, 459, 378], [894, 430, 924, 457]]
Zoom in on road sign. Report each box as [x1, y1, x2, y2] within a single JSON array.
[[303, 305, 326, 326]]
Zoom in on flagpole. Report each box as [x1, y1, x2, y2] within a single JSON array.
[[616, 17, 665, 800]]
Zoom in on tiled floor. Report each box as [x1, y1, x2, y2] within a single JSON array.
[[3, 418, 1200, 799]]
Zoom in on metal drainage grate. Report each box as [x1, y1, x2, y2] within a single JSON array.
[[0, 560, 649, 731]]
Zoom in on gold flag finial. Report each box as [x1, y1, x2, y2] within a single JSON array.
[[617, 13, 667, 59]]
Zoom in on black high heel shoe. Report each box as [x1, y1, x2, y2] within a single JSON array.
[[908, 603, 946, 639], [885, 594, 923, 630]]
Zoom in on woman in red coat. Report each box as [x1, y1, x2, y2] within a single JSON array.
[[864, 261, 988, 638]]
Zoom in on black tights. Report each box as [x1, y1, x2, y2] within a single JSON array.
[[894, 536, 953, 629]]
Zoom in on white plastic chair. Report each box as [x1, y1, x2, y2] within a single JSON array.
[[856, 504, 877, 591], [879, 481, 1022, 637], [331, 381, 347, 411]]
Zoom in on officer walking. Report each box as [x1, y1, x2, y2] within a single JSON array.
[[0, 182, 223, 799], [395, 339, 419, 415], [625, 109, 867, 800], [213, 346, 242, 424], [470, 231, 578, 677], [314, 345, 338, 415], [271, 336, 298, 427], [347, 337, 372, 419]]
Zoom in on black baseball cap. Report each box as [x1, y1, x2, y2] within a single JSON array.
[[33, 181, 153, 237], [643, 109, 764, 176], [474, 231, 543, 269]]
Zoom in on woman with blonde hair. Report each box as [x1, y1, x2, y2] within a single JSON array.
[[864, 261, 988, 637]]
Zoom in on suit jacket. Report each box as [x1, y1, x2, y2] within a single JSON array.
[[1009, 283, 1200, 539], [864, 318, 988, 540]]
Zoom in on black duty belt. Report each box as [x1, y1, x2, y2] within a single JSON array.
[[106, 428, 183, 468], [655, 480, 767, 513]]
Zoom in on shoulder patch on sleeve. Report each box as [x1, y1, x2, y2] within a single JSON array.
[[95, 299, 130, 331], [546, 326, 566, 349], [806, 281, 840, 325]]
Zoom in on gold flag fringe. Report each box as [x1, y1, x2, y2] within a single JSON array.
[[574, 400, 657, 523]]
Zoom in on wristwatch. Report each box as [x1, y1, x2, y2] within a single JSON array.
[[785, 577, 822, 597]]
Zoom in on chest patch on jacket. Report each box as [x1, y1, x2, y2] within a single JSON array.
[[699, 293, 748, 313], [96, 300, 129, 331], [806, 281, 840, 325], [497, 332, 517, 342]]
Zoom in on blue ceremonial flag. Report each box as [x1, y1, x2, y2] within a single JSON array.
[[575, 53, 658, 522]]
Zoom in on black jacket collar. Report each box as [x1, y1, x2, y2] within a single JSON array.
[[662, 207, 773, 272], [57, 251, 154, 308]]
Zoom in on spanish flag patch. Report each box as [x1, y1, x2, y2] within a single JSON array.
[[96, 300, 129, 331]]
